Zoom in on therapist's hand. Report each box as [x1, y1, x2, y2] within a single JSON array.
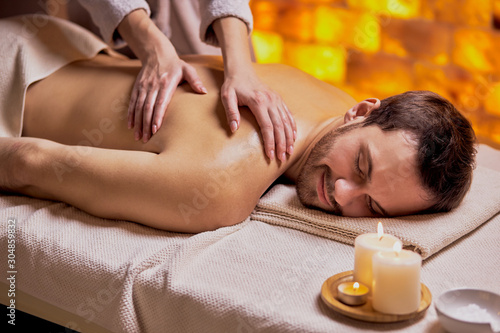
[[118, 9, 207, 142], [213, 17, 297, 162], [221, 69, 296, 162], [128, 49, 207, 142]]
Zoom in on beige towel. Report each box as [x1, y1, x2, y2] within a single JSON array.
[[252, 166, 500, 259], [0, 14, 109, 137]]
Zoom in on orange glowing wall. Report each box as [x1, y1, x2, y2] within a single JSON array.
[[250, 0, 500, 147]]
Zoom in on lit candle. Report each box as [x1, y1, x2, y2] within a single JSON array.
[[353, 222, 400, 288], [371, 241, 422, 315], [337, 281, 369, 306]]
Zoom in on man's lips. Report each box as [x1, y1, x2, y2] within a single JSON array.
[[317, 171, 333, 208]]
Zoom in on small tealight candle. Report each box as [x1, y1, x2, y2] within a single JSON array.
[[353, 222, 401, 288], [337, 282, 369, 306], [372, 241, 422, 315]]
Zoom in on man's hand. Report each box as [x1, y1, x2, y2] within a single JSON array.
[[128, 52, 206, 142], [221, 69, 296, 161]]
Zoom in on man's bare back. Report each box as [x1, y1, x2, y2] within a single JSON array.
[[19, 54, 355, 231]]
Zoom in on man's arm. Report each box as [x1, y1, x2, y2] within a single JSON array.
[[2, 137, 245, 232]]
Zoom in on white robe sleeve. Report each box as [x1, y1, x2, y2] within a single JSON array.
[[199, 0, 253, 47], [76, 0, 151, 47]]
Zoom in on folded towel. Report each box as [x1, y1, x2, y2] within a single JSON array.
[[252, 166, 500, 259]]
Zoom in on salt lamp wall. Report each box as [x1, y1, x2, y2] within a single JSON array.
[[251, 0, 500, 147]]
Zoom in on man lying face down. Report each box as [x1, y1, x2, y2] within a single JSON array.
[[0, 17, 476, 233], [296, 91, 477, 218]]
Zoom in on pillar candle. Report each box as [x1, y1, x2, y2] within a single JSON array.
[[371, 242, 422, 315], [353, 223, 400, 288]]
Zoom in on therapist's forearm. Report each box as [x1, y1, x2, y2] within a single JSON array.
[[213, 17, 253, 77], [117, 8, 176, 62]]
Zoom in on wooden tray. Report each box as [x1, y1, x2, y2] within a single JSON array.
[[321, 270, 432, 323]]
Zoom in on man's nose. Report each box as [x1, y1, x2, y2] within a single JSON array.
[[333, 178, 363, 207]]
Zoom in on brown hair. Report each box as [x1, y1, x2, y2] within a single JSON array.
[[362, 91, 477, 213]]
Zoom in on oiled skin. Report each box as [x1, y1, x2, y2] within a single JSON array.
[[21, 54, 355, 232]]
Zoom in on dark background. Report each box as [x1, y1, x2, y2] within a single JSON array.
[[4, 305, 79, 333]]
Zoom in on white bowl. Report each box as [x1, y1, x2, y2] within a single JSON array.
[[435, 288, 500, 333]]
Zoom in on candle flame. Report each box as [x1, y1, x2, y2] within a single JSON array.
[[353, 282, 359, 291], [393, 241, 402, 255], [377, 222, 384, 240]]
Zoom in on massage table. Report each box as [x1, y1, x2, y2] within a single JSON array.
[[1, 143, 499, 333]]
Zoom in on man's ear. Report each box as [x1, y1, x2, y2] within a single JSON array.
[[344, 98, 381, 124]]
